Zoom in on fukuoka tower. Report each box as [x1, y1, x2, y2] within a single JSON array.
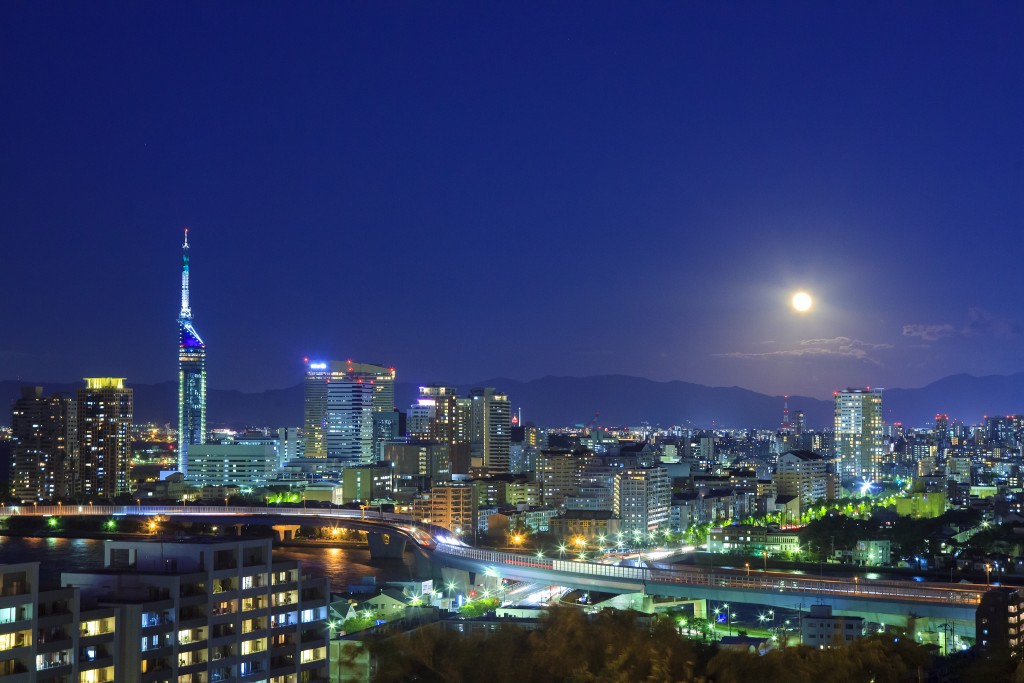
[[177, 228, 206, 475]]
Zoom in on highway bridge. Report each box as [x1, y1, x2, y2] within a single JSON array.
[[432, 543, 985, 631], [1, 504, 987, 631]]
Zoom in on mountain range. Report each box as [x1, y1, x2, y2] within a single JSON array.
[[2, 373, 1023, 430]]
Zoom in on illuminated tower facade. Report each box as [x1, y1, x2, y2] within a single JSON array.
[[177, 228, 206, 475], [834, 388, 884, 482]]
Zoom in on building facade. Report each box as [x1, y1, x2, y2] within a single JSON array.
[[411, 482, 478, 537], [9, 387, 74, 502], [774, 450, 834, 512], [184, 443, 278, 489], [468, 388, 510, 474], [76, 378, 133, 500], [613, 467, 670, 533], [834, 388, 884, 481], [62, 537, 329, 683], [303, 360, 394, 465], [801, 604, 864, 648]]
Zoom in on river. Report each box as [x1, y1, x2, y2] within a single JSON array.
[[0, 536, 420, 592]]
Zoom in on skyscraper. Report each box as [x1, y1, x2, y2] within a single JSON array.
[[303, 360, 395, 465], [834, 387, 884, 482], [417, 385, 462, 444], [469, 387, 511, 474], [9, 387, 74, 502], [77, 377, 133, 500], [177, 228, 206, 475]]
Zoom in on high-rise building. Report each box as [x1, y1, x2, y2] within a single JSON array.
[[9, 386, 74, 502], [418, 385, 462, 444], [77, 378, 133, 500], [177, 228, 206, 475], [613, 466, 671, 533], [834, 388, 884, 481], [303, 360, 394, 465], [468, 387, 511, 474]]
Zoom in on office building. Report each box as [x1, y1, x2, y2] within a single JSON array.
[[9, 387, 74, 502], [341, 463, 394, 503], [177, 228, 207, 476], [707, 524, 801, 555], [383, 442, 452, 482], [304, 360, 394, 465], [834, 388, 884, 481], [185, 443, 278, 489], [468, 388, 511, 474], [76, 378, 133, 500], [278, 427, 304, 468]]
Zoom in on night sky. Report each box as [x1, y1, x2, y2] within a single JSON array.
[[3, 3, 1023, 397]]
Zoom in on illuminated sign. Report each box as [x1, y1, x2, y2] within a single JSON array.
[[309, 362, 327, 370]]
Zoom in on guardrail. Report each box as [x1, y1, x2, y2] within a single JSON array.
[[432, 543, 985, 607], [0, 504, 413, 520]]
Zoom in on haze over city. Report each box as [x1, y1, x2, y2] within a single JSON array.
[[4, 3, 1024, 397]]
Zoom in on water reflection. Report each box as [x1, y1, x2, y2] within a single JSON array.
[[0, 537, 419, 592]]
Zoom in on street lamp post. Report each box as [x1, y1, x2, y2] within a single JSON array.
[[985, 562, 992, 585], [745, 562, 750, 577]]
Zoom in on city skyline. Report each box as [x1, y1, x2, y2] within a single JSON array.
[[4, 4, 1024, 398]]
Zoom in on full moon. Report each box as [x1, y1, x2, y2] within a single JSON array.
[[792, 291, 812, 312]]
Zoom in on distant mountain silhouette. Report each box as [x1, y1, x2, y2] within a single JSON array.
[[2, 372, 1022, 430]]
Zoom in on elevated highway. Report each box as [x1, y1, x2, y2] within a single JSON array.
[[432, 543, 985, 630]]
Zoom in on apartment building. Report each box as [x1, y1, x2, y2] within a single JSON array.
[[64, 538, 330, 683]]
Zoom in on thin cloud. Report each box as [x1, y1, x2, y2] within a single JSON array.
[[963, 307, 1024, 338], [717, 337, 891, 364], [902, 324, 955, 342]]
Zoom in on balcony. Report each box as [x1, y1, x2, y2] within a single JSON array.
[[0, 582, 30, 598]]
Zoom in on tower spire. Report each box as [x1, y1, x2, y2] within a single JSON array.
[[180, 227, 191, 320]]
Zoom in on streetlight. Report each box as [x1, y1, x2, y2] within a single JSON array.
[[745, 562, 750, 577], [985, 563, 992, 585]]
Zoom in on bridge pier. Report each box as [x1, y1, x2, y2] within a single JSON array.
[[271, 525, 301, 542], [441, 568, 471, 596], [366, 531, 406, 559], [232, 524, 245, 536]]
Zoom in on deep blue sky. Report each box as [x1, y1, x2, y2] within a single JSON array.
[[2, 3, 1023, 397]]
